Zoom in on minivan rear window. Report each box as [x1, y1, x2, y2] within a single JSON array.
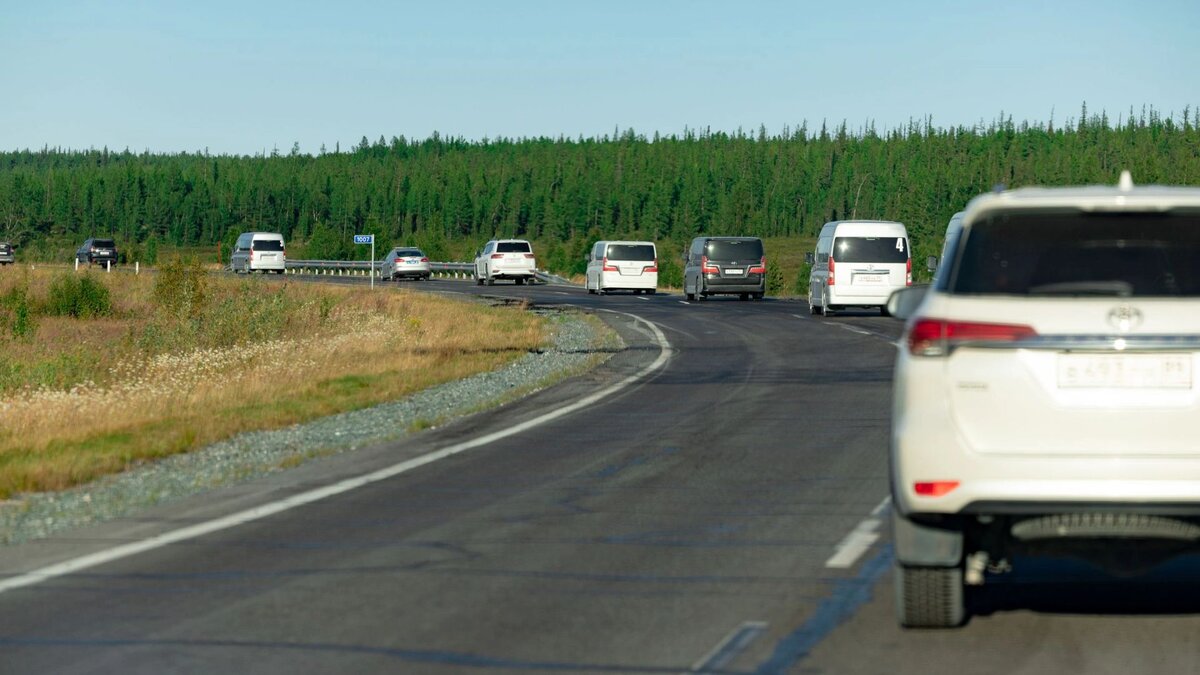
[[497, 241, 532, 253], [252, 239, 284, 251], [951, 212, 1200, 297], [706, 239, 763, 261], [606, 244, 655, 261], [832, 237, 908, 263]]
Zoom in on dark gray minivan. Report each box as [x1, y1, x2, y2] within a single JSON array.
[[683, 236, 766, 301]]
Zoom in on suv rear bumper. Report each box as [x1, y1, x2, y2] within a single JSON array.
[[703, 278, 764, 294]]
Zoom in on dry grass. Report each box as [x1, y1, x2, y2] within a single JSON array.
[[0, 267, 544, 497]]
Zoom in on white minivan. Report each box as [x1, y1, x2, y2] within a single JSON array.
[[585, 241, 658, 295], [806, 220, 911, 315], [929, 211, 965, 282], [231, 232, 286, 274]]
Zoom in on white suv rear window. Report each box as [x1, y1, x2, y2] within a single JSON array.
[[496, 242, 531, 253], [949, 212, 1200, 297]]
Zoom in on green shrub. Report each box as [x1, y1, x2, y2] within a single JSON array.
[[46, 274, 112, 319], [153, 256, 208, 318], [143, 237, 159, 265], [766, 263, 785, 296], [1, 283, 37, 338]]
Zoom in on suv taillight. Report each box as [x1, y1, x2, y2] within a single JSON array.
[[523, 253, 535, 259], [749, 256, 766, 274], [491, 253, 504, 259], [906, 318, 1037, 357], [421, 257, 428, 262], [602, 256, 618, 272], [701, 255, 719, 274]]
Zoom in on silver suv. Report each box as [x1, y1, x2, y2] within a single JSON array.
[[887, 172, 1200, 628]]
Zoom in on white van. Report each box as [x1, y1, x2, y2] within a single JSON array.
[[585, 241, 658, 295], [807, 220, 910, 315], [231, 232, 286, 274], [929, 211, 965, 282]]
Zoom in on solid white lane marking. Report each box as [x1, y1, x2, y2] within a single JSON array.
[[0, 312, 674, 594], [636, 296, 648, 301], [791, 314, 808, 320], [825, 496, 892, 569], [689, 621, 768, 673], [837, 324, 872, 336]]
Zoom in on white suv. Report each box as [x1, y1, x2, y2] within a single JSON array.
[[888, 172, 1200, 628], [475, 239, 536, 285]]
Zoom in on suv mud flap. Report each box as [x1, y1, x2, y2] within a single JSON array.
[[893, 511, 963, 566]]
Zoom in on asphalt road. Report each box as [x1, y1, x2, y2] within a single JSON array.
[[2, 277, 1198, 674]]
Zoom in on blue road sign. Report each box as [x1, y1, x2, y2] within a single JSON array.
[[353, 234, 374, 244]]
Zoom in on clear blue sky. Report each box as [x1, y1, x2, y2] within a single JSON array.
[[2, 0, 1197, 155]]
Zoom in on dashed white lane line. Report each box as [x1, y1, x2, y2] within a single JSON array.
[[679, 301, 691, 305], [636, 296, 648, 301], [825, 496, 891, 569], [837, 324, 872, 336], [791, 313, 808, 320], [0, 312, 675, 595]]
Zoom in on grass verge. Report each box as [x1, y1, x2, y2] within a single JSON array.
[[0, 264, 545, 498]]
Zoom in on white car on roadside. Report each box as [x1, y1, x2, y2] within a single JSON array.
[[475, 239, 536, 286], [887, 171, 1200, 628]]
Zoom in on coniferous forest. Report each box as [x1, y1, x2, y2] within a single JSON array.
[[2, 105, 1199, 289]]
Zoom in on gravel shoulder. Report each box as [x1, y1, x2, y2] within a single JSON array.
[[0, 305, 619, 545]]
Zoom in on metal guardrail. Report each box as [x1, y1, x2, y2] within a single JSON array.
[[282, 259, 567, 285]]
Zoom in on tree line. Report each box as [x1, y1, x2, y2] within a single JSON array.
[[2, 104, 1198, 286]]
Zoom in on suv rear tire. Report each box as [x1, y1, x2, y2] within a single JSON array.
[[894, 563, 966, 628]]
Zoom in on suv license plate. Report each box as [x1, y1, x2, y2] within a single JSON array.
[[1057, 353, 1193, 389], [725, 268, 744, 275]]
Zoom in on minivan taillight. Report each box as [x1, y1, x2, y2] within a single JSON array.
[[701, 256, 719, 274], [906, 318, 1037, 357], [906, 257, 912, 286], [645, 258, 658, 273], [602, 257, 618, 272], [827, 257, 835, 286], [749, 256, 766, 275]]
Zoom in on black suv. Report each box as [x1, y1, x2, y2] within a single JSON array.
[[76, 238, 118, 266], [0, 242, 13, 265]]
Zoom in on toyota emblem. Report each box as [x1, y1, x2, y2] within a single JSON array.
[[1106, 305, 1143, 333]]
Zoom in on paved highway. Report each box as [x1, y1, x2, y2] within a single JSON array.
[[1, 279, 1197, 674]]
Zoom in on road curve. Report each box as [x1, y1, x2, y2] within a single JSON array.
[[2, 279, 1196, 674]]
